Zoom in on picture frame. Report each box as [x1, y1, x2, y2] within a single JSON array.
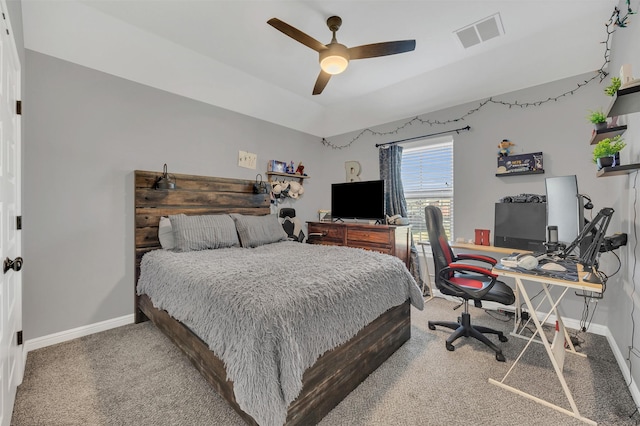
[[318, 210, 331, 222], [268, 160, 287, 173]]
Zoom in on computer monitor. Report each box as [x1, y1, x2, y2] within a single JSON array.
[[494, 202, 547, 251], [545, 175, 584, 249]]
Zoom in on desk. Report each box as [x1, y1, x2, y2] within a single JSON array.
[[489, 263, 603, 426], [451, 243, 603, 424], [450, 241, 530, 255]]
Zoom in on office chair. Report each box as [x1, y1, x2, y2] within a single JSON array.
[[279, 208, 305, 242], [425, 206, 515, 362]]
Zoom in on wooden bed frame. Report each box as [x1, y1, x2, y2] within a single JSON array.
[[134, 170, 412, 425]]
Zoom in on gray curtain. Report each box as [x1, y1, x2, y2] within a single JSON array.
[[379, 145, 425, 294]]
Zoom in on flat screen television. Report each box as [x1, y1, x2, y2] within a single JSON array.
[[331, 180, 385, 221]]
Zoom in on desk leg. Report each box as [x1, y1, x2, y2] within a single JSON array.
[[420, 244, 434, 302], [513, 281, 521, 336], [489, 278, 596, 426]]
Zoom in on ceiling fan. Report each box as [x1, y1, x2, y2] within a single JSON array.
[[267, 16, 416, 95]]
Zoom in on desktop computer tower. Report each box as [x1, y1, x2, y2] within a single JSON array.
[[494, 202, 547, 252]]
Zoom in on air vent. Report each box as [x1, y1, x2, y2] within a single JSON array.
[[454, 13, 504, 49]]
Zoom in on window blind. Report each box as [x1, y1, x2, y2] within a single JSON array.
[[401, 140, 454, 241]]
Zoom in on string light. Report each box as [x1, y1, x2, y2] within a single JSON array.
[[321, 3, 635, 150]]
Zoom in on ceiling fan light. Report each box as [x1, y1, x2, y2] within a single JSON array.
[[319, 43, 350, 75], [320, 55, 349, 74]]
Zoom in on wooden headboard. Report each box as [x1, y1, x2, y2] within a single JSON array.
[[134, 170, 270, 322]]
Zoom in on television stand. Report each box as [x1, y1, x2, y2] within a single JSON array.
[[306, 221, 410, 267]]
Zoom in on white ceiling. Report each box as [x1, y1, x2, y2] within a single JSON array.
[[21, 0, 618, 137]]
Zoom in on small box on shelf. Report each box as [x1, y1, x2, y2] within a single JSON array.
[[496, 152, 544, 177]]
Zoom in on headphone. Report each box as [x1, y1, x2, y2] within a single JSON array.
[[580, 194, 593, 210]]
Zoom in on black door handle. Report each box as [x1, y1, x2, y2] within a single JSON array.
[[3, 257, 23, 274]]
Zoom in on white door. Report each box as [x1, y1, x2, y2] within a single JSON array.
[[0, 1, 22, 425]]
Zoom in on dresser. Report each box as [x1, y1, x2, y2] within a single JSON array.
[[306, 221, 411, 267]]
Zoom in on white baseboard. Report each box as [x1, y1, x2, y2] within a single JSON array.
[[605, 328, 640, 409], [23, 314, 135, 354]]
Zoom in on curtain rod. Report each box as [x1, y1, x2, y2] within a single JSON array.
[[374, 125, 471, 148]]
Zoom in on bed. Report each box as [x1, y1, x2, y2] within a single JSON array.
[[134, 170, 424, 425]]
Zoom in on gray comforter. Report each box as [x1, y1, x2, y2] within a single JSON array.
[[137, 241, 424, 426]]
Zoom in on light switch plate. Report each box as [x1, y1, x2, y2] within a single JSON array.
[[238, 151, 257, 169]]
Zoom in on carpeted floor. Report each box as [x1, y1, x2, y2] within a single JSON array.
[[12, 297, 640, 425]]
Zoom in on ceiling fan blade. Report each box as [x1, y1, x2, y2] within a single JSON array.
[[313, 71, 332, 95], [348, 40, 416, 60], [267, 18, 328, 52]]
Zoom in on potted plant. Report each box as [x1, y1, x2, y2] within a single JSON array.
[[592, 135, 626, 170], [588, 109, 608, 131], [604, 76, 621, 96]]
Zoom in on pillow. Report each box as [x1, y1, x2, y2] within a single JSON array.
[[158, 216, 175, 250], [169, 214, 240, 252], [231, 214, 288, 248]]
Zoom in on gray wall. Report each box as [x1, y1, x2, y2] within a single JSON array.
[[23, 51, 325, 339], [600, 0, 640, 391], [321, 70, 626, 323]]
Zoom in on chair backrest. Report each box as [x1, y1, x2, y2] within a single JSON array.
[[279, 208, 305, 242], [425, 206, 456, 284]]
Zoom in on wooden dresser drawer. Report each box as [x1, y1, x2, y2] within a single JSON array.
[[346, 241, 393, 255], [347, 228, 392, 246], [306, 222, 409, 267], [307, 222, 345, 245]]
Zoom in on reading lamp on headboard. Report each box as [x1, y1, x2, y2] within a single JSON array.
[[154, 163, 176, 189]]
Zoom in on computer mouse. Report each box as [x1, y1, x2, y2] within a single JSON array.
[[540, 262, 567, 272]]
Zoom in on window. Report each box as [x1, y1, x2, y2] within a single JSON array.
[[401, 136, 454, 243]]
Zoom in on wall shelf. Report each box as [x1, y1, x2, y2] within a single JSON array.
[[266, 171, 310, 181], [496, 169, 545, 177], [596, 163, 640, 177], [589, 125, 627, 145], [606, 84, 640, 117]]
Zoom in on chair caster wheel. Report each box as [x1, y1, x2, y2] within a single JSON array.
[[428, 323, 436, 330], [499, 334, 508, 342], [446, 343, 455, 352], [496, 352, 506, 362]]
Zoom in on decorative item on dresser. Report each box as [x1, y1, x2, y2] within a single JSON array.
[[306, 221, 411, 267], [134, 171, 420, 426]]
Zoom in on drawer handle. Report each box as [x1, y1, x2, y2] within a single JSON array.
[[309, 232, 327, 237]]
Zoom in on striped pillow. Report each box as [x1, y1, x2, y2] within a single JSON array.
[[169, 214, 240, 252], [230, 214, 288, 248]]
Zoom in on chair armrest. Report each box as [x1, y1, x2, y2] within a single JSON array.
[[456, 253, 497, 266], [448, 263, 498, 277], [440, 264, 498, 299]]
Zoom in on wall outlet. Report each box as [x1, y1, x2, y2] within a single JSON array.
[[238, 151, 257, 169]]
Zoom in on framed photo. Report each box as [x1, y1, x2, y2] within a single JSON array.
[[268, 160, 287, 173], [318, 210, 331, 222]]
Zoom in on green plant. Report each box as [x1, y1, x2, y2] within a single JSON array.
[[592, 135, 626, 163], [587, 109, 607, 124], [604, 76, 621, 96]]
